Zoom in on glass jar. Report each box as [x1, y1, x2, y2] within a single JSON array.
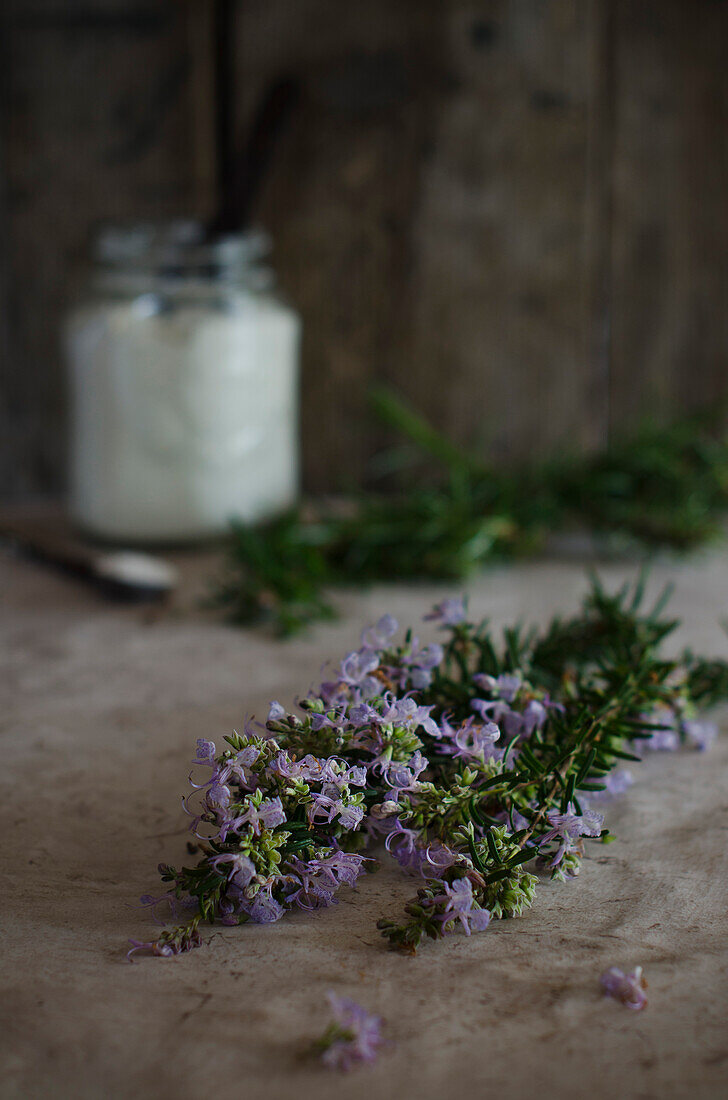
[[65, 221, 300, 543]]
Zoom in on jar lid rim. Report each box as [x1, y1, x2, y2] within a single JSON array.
[[92, 220, 270, 269]]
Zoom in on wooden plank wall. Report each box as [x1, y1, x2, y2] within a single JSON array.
[[1, 0, 727, 497], [0, 0, 216, 495]]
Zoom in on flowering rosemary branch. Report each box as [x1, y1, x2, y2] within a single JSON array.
[[131, 578, 727, 960]]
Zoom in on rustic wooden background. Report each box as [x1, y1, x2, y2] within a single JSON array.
[[2, 0, 727, 497]]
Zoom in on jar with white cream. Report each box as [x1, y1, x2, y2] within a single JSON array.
[[65, 221, 300, 543]]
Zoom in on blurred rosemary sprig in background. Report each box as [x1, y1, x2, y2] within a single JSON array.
[[213, 390, 728, 635]]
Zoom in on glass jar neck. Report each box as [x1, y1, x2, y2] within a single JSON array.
[[90, 220, 273, 289]]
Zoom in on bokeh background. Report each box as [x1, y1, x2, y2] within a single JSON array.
[[2, 0, 727, 498]]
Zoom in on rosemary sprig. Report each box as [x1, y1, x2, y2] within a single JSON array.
[[214, 392, 728, 636]]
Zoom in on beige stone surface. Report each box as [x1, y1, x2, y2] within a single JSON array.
[[2, 546, 728, 1099]]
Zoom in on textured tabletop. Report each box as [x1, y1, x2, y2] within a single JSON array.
[[2, 546, 727, 1099]]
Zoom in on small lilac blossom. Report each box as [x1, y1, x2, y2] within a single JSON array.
[[471, 699, 526, 742], [339, 648, 381, 697], [398, 841, 457, 879], [285, 857, 338, 910], [473, 672, 522, 702], [682, 719, 718, 751], [383, 817, 420, 861], [583, 769, 634, 805], [236, 796, 286, 835], [432, 877, 491, 936], [635, 708, 679, 752], [307, 792, 364, 831], [424, 598, 466, 627], [361, 614, 398, 650], [206, 773, 232, 810], [321, 849, 369, 888], [539, 803, 604, 867], [127, 923, 202, 961], [138, 892, 192, 925], [268, 701, 286, 722], [218, 898, 241, 926], [319, 993, 385, 1070], [384, 750, 429, 793], [270, 751, 328, 783], [348, 700, 381, 727], [192, 739, 216, 767], [643, 729, 680, 752], [451, 717, 500, 762], [394, 639, 444, 690], [522, 699, 548, 734], [378, 694, 428, 728], [189, 747, 258, 799], [208, 852, 256, 888], [245, 890, 285, 924], [127, 938, 175, 961], [601, 966, 647, 1010], [286, 851, 367, 910], [337, 803, 365, 830], [345, 764, 368, 787], [309, 705, 350, 732], [605, 768, 634, 795], [317, 679, 350, 708]]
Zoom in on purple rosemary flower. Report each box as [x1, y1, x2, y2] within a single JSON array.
[[635, 708, 680, 752], [601, 966, 647, 1010], [397, 840, 457, 878], [582, 768, 634, 806], [271, 750, 327, 782], [206, 772, 232, 810], [189, 746, 259, 804], [380, 694, 431, 729], [642, 729, 680, 752], [285, 867, 337, 910], [539, 803, 604, 867], [309, 704, 351, 732], [384, 750, 429, 793], [126, 923, 202, 961], [393, 639, 443, 690], [268, 700, 286, 722], [351, 693, 440, 737], [307, 791, 364, 831], [431, 877, 491, 936], [208, 852, 256, 888], [286, 851, 368, 910], [381, 814, 420, 860], [682, 718, 718, 751], [605, 768, 634, 795], [448, 716, 501, 762], [137, 892, 197, 924], [321, 849, 369, 888], [192, 739, 216, 767], [348, 700, 380, 727], [233, 795, 286, 836], [244, 889, 286, 924], [318, 993, 385, 1070], [361, 614, 398, 650], [316, 679, 351, 708], [424, 598, 466, 627], [473, 672, 522, 702], [521, 699, 548, 733], [339, 648, 381, 697], [127, 938, 175, 961]]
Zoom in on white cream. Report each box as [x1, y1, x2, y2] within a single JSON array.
[[66, 285, 300, 543]]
